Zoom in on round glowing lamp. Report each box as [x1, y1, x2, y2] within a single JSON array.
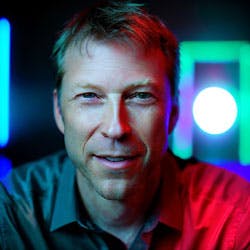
[[192, 87, 238, 135]]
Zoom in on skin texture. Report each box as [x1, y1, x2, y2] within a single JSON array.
[[53, 40, 178, 244]]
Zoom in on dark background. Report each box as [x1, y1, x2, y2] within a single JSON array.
[[0, 0, 249, 167]]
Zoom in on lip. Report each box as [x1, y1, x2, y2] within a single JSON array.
[[93, 155, 140, 170]]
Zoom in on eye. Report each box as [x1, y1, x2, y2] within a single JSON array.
[[81, 92, 98, 98], [134, 92, 153, 99], [78, 92, 103, 104], [127, 92, 156, 104]]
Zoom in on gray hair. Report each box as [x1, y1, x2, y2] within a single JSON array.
[[51, 0, 179, 97]]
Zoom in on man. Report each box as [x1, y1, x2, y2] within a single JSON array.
[[1, 1, 249, 249]]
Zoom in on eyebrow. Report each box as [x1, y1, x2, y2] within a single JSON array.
[[127, 79, 151, 86], [74, 78, 155, 89], [74, 82, 102, 90], [124, 79, 161, 92]]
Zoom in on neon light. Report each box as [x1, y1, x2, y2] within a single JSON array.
[[171, 41, 250, 165], [0, 18, 11, 147], [192, 87, 238, 135], [239, 44, 250, 165], [0, 155, 12, 180], [171, 51, 194, 159]]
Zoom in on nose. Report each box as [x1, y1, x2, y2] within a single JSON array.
[[101, 96, 131, 139]]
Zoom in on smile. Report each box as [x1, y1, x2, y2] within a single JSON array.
[[93, 155, 139, 169], [104, 157, 129, 162]]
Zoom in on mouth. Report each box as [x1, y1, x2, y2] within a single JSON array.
[[93, 154, 140, 169], [99, 156, 135, 161]]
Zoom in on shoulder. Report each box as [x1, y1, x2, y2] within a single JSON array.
[[179, 157, 250, 203], [0, 182, 12, 206], [174, 155, 250, 248], [1, 150, 70, 202], [0, 182, 49, 250]]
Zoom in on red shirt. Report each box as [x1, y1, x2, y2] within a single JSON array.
[[140, 153, 250, 249]]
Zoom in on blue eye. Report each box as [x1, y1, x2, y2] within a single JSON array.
[[78, 92, 103, 104], [135, 92, 153, 99], [127, 92, 156, 105], [81, 92, 98, 98]]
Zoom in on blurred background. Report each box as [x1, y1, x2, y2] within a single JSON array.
[[0, 0, 249, 180]]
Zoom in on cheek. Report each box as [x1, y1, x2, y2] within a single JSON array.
[[63, 109, 98, 153], [132, 107, 168, 151]]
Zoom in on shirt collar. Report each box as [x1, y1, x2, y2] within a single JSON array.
[[143, 151, 183, 232], [158, 151, 183, 231], [50, 151, 183, 232], [50, 157, 79, 232]]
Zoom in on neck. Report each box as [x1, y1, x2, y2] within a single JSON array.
[[76, 169, 161, 246]]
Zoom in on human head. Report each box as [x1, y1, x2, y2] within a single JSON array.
[[52, 1, 180, 200], [52, 0, 179, 99]]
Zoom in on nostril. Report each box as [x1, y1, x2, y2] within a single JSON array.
[[101, 119, 130, 139]]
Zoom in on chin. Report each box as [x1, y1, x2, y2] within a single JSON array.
[[95, 179, 136, 201]]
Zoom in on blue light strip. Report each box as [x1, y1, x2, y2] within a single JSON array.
[[0, 18, 11, 147], [0, 155, 12, 180]]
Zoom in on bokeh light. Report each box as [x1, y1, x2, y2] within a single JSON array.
[[192, 87, 238, 134]]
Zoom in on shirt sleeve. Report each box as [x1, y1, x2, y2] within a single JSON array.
[[234, 197, 250, 249], [0, 183, 25, 250], [0, 183, 48, 250]]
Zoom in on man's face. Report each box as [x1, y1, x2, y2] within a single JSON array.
[[54, 40, 178, 200]]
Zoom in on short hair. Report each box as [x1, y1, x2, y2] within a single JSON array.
[[52, 0, 179, 97]]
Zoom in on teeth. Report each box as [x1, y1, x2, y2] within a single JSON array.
[[105, 157, 126, 162]]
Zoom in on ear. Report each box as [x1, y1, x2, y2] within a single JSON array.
[[53, 89, 65, 134], [168, 97, 179, 134]]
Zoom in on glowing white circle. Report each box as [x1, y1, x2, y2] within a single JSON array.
[[192, 87, 238, 134]]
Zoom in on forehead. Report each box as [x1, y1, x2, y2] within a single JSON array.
[[62, 40, 169, 90]]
